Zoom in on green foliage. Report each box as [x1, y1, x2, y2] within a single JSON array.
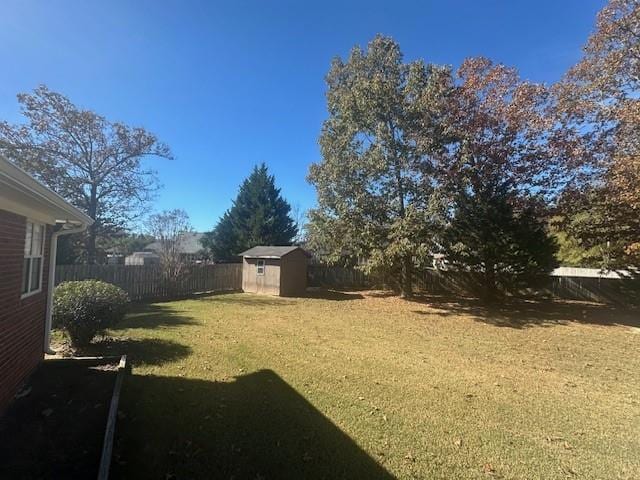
[[557, 187, 640, 269], [53, 280, 129, 348], [443, 186, 558, 298], [202, 164, 297, 261], [554, 0, 640, 269], [55, 233, 86, 265], [307, 35, 450, 296], [549, 218, 604, 268]]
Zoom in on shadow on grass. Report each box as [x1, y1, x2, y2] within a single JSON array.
[[198, 294, 298, 307], [129, 290, 244, 305], [78, 337, 192, 366], [304, 289, 365, 301], [112, 369, 395, 480], [195, 289, 365, 303], [407, 294, 640, 329], [112, 303, 199, 331]]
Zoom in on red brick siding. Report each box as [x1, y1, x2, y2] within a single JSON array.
[[0, 209, 51, 414]]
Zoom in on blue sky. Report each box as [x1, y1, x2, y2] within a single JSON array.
[[1, 0, 605, 232]]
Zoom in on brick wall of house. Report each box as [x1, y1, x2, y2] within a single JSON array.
[[0, 209, 51, 414]]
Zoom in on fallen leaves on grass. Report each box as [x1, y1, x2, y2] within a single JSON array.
[[482, 463, 496, 475]]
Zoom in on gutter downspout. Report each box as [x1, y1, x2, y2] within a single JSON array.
[[44, 222, 88, 355]]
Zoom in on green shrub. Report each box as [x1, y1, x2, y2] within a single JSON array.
[[53, 280, 129, 348]]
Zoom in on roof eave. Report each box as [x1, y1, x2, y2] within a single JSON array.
[[0, 157, 93, 226]]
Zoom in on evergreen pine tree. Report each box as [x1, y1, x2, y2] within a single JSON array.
[[203, 164, 297, 260], [443, 184, 558, 299]]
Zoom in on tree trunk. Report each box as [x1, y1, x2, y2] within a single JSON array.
[[85, 224, 97, 264], [400, 255, 413, 298], [86, 184, 98, 264], [391, 147, 412, 299], [484, 262, 497, 302]]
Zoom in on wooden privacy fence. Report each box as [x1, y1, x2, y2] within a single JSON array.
[[55, 263, 242, 301], [547, 275, 640, 304], [308, 265, 640, 305], [307, 266, 485, 292], [415, 270, 640, 304], [307, 265, 370, 289]]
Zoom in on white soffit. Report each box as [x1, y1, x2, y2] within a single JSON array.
[[0, 156, 93, 226]]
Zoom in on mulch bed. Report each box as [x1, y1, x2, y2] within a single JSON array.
[[0, 361, 118, 480]]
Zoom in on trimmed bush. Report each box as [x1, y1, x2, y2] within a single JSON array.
[[53, 280, 129, 348]]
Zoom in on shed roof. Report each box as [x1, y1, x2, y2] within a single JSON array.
[[239, 245, 309, 259]]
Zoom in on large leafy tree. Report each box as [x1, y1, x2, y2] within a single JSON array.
[[432, 57, 572, 201], [428, 58, 563, 296], [202, 164, 297, 261], [554, 0, 640, 267], [0, 85, 172, 263], [307, 35, 451, 297]]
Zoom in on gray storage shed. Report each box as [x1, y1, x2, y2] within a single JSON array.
[[239, 246, 310, 296]]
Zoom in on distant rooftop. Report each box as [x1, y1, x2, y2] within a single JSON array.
[[238, 246, 308, 259], [145, 232, 205, 255], [127, 251, 159, 258]]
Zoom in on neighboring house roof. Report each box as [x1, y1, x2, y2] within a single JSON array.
[[239, 245, 310, 259], [0, 156, 93, 226], [145, 232, 205, 255], [127, 251, 160, 258]]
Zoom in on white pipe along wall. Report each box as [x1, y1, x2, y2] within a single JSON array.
[[44, 222, 88, 354]]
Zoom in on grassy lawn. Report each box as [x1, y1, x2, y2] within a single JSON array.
[[80, 291, 639, 479]]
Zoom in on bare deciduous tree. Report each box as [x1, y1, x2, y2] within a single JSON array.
[[146, 209, 192, 283], [290, 203, 308, 244], [0, 85, 173, 263]]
